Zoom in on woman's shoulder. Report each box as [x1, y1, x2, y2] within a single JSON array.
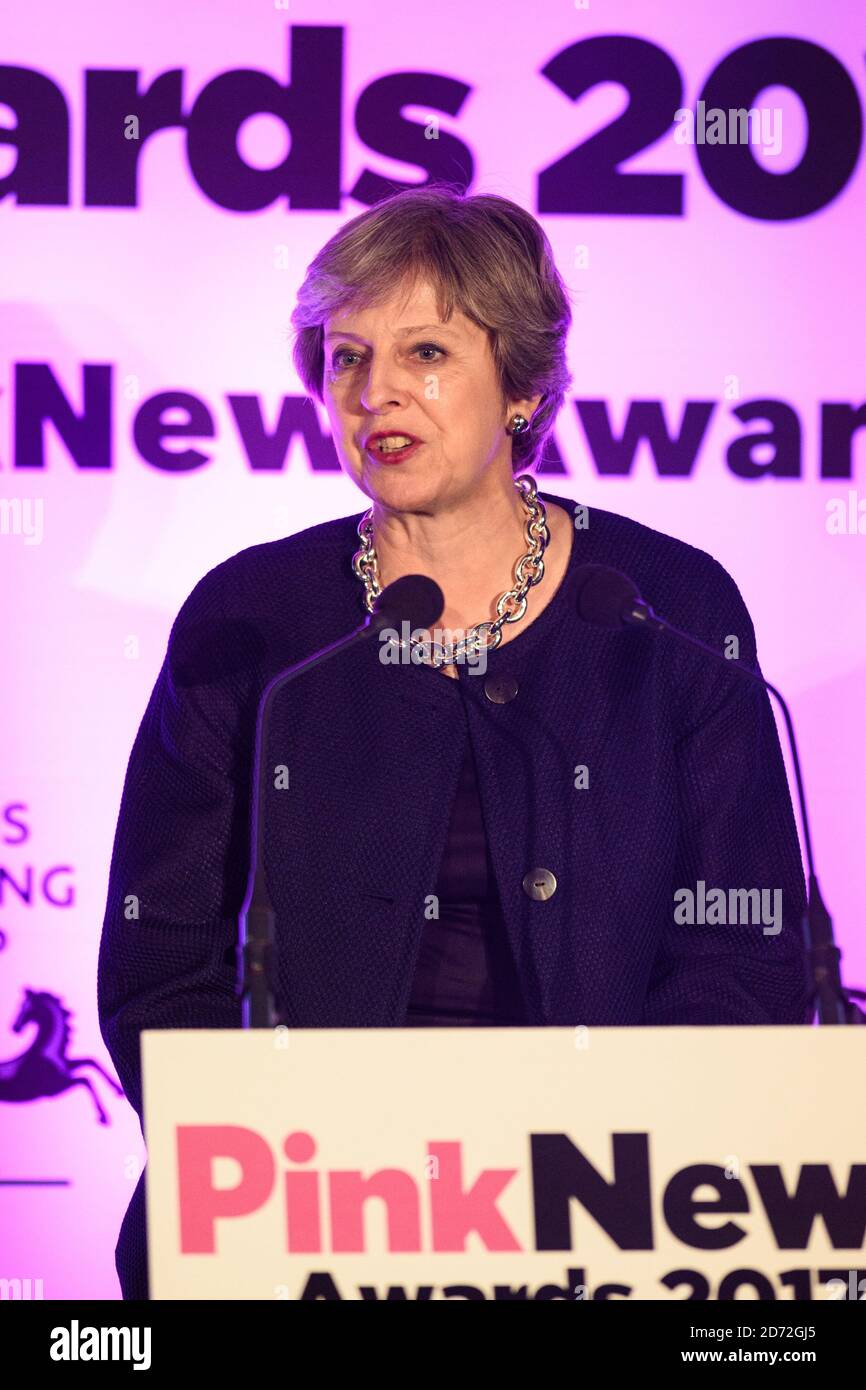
[[162, 508, 369, 690], [222, 507, 364, 594], [178, 507, 366, 621], [543, 489, 757, 655]]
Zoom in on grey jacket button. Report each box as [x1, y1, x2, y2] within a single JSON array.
[[522, 868, 557, 901], [484, 675, 519, 704]]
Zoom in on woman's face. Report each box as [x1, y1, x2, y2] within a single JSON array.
[[321, 278, 536, 512]]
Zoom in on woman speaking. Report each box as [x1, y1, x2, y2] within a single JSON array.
[[98, 183, 810, 1299]]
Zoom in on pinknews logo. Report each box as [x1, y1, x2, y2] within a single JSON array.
[[176, 1126, 864, 1255]]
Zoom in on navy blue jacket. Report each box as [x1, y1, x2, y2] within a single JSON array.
[[97, 488, 811, 1297]]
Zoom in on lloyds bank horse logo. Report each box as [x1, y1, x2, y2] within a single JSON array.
[[0, 988, 122, 1125]]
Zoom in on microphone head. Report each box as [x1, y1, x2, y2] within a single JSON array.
[[372, 573, 445, 632], [574, 564, 640, 628]]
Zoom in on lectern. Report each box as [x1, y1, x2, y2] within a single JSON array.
[[141, 1027, 864, 1301]]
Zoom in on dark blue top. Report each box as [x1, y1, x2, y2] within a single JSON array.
[[405, 692, 526, 1026]]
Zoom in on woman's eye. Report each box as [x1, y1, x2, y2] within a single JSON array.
[[332, 349, 361, 370], [331, 343, 445, 371]]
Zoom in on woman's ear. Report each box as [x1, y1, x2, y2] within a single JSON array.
[[506, 392, 543, 426]]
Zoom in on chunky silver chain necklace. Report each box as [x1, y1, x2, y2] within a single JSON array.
[[351, 472, 550, 667]]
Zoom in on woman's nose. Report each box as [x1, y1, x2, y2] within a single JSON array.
[[360, 354, 408, 412]]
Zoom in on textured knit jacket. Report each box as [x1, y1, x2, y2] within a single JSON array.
[[97, 487, 812, 1298]]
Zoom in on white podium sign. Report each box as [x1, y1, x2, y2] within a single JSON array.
[[141, 1026, 865, 1301]]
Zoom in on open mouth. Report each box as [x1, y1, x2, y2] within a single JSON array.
[[365, 436, 423, 463]]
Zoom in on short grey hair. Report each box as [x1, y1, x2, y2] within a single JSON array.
[[290, 182, 574, 472]]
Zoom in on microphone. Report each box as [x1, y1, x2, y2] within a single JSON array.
[[368, 572, 444, 633], [573, 563, 864, 1026], [574, 563, 666, 632], [238, 573, 445, 1027]]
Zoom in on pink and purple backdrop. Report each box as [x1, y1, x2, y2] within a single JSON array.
[[1, 0, 864, 1298]]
